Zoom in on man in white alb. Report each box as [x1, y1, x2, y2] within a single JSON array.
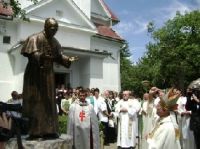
[[115, 90, 138, 148]]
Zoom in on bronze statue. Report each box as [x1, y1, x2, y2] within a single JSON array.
[[21, 18, 77, 139]]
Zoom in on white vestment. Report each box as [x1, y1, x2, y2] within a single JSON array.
[[67, 100, 100, 149], [131, 98, 141, 137], [147, 116, 181, 149], [115, 99, 138, 148], [141, 100, 155, 149], [141, 100, 149, 149], [177, 96, 196, 149]]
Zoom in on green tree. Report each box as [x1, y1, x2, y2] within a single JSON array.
[[2, 0, 38, 20], [120, 42, 134, 90], [154, 11, 200, 89], [120, 43, 144, 96], [138, 10, 200, 90]]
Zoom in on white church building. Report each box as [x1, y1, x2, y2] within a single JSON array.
[[0, 0, 124, 100]]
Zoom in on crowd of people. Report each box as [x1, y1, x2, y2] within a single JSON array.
[[1, 80, 200, 149], [55, 83, 199, 149]]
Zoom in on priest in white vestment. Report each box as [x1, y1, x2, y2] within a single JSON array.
[[149, 87, 162, 128], [147, 88, 181, 149], [129, 91, 141, 146], [115, 90, 138, 148], [141, 93, 154, 149], [67, 89, 100, 149], [177, 95, 196, 149]]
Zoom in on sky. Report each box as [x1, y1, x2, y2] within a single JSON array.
[[104, 0, 200, 64]]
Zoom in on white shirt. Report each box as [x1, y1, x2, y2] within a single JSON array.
[[95, 96, 108, 122]]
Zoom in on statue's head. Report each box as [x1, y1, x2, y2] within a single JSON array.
[[44, 18, 58, 38]]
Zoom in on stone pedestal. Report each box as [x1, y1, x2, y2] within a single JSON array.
[[6, 134, 72, 149]]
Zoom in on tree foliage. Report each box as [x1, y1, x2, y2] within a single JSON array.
[[134, 10, 200, 92], [120, 42, 133, 90], [121, 10, 200, 97], [151, 11, 200, 89], [120, 43, 145, 96], [3, 0, 38, 20]]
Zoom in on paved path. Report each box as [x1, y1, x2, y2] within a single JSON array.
[[104, 143, 117, 149], [104, 142, 140, 149]]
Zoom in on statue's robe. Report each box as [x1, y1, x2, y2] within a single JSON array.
[[21, 31, 70, 136]]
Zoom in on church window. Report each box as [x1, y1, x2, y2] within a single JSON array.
[[3, 36, 10, 44], [56, 10, 63, 18]]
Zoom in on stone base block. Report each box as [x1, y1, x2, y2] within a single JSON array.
[[6, 134, 72, 149]]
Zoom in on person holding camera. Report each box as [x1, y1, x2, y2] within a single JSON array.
[[0, 112, 12, 149], [185, 78, 200, 149]]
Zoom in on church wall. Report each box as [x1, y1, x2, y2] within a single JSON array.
[[18, 22, 43, 41], [89, 57, 104, 92], [10, 47, 28, 95], [18, 22, 91, 50], [73, 0, 91, 18], [70, 61, 80, 88], [28, 0, 90, 27], [91, 37, 121, 92], [57, 27, 91, 50], [0, 52, 15, 101], [79, 57, 90, 88], [0, 20, 18, 52], [91, 0, 108, 18]]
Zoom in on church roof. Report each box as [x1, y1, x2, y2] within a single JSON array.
[[0, 3, 13, 19], [62, 46, 112, 58], [96, 24, 124, 41], [9, 41, 112, 58], [99, 0, 119, 23]]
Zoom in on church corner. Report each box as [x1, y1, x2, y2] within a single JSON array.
[[0, 0, 125, 100]]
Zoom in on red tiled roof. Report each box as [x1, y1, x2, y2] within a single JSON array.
[[0, 3, 13, 16], [96, 24, 123, 41], [100, 0, 119, 22]]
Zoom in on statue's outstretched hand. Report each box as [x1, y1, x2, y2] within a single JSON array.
[[69, 56, 78, 62]]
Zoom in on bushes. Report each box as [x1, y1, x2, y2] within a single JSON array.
[[58, 115, 68, 134]]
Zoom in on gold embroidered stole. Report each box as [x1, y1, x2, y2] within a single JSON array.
[[128, 118, 133, 139], [148, 118, 163, 139], [119, 100, 133, 140]]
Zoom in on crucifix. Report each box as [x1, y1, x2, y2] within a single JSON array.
[[79, 110, 85, 122]]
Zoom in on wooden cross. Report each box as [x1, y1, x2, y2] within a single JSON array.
[[79, 110, 85, 122]]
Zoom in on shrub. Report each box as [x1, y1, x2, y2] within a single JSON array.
[[58, 115, 68, 134]]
